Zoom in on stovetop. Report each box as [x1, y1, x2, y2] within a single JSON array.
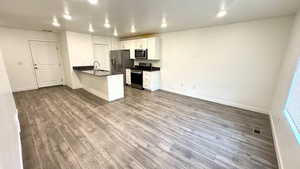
[[130, 66, 160, 71]]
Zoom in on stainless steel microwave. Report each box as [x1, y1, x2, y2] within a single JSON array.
[[135, 49, 148, 59]]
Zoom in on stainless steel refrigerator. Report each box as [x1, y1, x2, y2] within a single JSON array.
[[110, 50, 134, 85]]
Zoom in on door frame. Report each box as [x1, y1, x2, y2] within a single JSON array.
[[28, 40, 64, 88]]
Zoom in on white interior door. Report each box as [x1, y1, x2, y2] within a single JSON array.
[[94, 44, 110, 71], [29, 41, 63, 88]]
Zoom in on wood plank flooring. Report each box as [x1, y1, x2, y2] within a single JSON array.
[[14, 86, 278, 169]]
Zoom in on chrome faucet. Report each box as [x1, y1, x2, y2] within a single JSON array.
[[93, 60, 100, 70], [93, 60, 100, 74]]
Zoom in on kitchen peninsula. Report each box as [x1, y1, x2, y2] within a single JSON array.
[[73, 66, 124, 102]]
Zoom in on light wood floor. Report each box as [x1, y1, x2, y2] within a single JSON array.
[[14, 86, 278, 169]]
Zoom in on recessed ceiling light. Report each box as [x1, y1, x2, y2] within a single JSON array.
[[161, 18, 167, 28], [131, 25, 136, 33], [52, 17, 60, 27], [88, 0, 98, 5], [63, 13, 72, 21], [104, 23, 111, 28], [88, 24, 94, 32], [113, 28, 118, 37], [216, 9, 227, 18], [104, 18, 111, 28], [161, 23, 167, 28], [63, 10, 72, 20]]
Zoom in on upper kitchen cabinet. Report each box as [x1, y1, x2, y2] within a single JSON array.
[[121, 37, 161, 60], [147, 37, 160, 60], [135, 39, 147, 50], [121, 40, 135, 59]]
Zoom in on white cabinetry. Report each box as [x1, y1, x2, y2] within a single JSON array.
[[147, 37, 160, 60], [143, 71, 160, 91], [121, 40, 135, 59], [135, 39, 147, 49], [120, 37, 161, 60], [126, 68, 131, 85]]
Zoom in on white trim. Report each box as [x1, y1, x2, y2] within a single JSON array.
[[270, 115, 284, 169], [161, 87, 268, 114], [13, 86, 38, 92], [28, 40, 64, 88]]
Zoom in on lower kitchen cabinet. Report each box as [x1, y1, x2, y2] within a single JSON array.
[[143, 71, 160, 91], [125, 68, 131, 85]]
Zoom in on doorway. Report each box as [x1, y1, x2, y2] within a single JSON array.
[[29, 41, 63, 88]]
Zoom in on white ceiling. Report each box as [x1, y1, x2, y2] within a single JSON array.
[[0, 0, 299, 37]]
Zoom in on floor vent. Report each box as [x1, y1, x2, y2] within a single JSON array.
[[253, 128, 261, 135]]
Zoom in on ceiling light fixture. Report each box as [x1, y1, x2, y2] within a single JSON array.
[[88, 24, 94, 32], [161, 18, 168, 28], [131, 25, 136, 33], [52, 17, 60, 27], [113, 28, 118, 37], [63, 9, 72, 20], [88, 0, 98, 5], [104, 18, 111, 28], [216, 9, 227, 18]]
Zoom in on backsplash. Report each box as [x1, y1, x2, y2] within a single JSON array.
[[134, 60, 161, 67]]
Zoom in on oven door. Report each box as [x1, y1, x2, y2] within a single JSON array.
[[131, 71, 143, 89], [135, 49, 147, 59]]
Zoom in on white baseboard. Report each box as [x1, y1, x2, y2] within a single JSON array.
[[12, 86, 37, 92], [270, 115, 284, 169], [161, 87, 268, 114]]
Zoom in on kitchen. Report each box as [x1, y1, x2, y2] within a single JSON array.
[[67, 33, 162, 101], [1, 0, 300, 169]]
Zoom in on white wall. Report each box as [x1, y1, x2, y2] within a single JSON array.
[[63, 31, 94, 89], [58, 32, 72, 88], [0, 27, 59, 92], [270, 12, 300, 169], [0, 49, 23, 169], [92, 35, 120, 50], [66, 31, 94, 66], [160, 16, 293, 113]]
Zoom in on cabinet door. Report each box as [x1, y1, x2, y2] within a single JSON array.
[[120, 41, 126, 49], [141, 39, 148, 49], [147, 37, 160, 60], [126, 69, 131, 85], [134, 39, 147, 49], [143, 71, 161, 91], [129, 40, 136, 59], [143, 71, 151, 89]]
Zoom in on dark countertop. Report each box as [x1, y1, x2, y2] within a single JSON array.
[[73, 66, 94, 71], [78, 70, 122, 77], [73, 66, 122, 77], [128, 66, 160, 72]]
